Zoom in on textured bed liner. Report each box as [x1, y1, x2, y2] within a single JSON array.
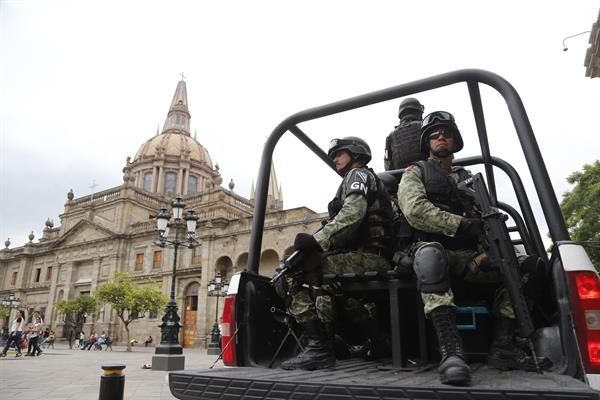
[[169, 359, 599, 399]]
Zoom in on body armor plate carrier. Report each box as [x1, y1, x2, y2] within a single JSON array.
[[389, 121, 425, 169], [328, 168, 394, 257], [400, 159, 475, 250]]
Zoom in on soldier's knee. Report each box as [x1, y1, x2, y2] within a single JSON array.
[[413, 242, 450, 293]]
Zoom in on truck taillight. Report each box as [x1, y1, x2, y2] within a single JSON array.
[[568, 271, 600, 372], [221, 294, 237, 366]]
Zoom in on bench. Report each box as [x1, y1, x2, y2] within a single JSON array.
[[322, 270, 427, 368]]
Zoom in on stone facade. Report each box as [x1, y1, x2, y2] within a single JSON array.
[[0, 79, 325, 347]]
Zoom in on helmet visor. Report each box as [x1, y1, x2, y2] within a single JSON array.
[[422, 111, 455, 128]]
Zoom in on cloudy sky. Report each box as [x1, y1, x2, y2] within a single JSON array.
[[1, 0, 599, 248]]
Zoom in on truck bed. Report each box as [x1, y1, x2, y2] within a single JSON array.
[[169, 359, 599, 400]]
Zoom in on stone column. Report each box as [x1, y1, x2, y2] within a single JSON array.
[[198, 235, 215, 347], [176, 168, 184, 195], [151, 166, 158, 192], [61, 262, 76, 300], [158, 166, 166, 194], [45, 262, 61, 328], [182, 169, 189, 195]]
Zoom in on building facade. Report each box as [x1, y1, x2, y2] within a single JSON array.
[[0, 79, 325, 347]]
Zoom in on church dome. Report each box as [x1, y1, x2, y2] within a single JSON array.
[[133, 132, 213, 168], [125, 78, 222, 197]]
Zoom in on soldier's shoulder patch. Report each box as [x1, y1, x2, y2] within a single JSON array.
[[346, 168, 369, 197]]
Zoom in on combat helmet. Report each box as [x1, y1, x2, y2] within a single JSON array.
[[398, 97, 424, 119], [328, 136, 372, 163], [420, 111, 464, 155]]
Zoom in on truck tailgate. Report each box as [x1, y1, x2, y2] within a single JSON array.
[[170, 359, 599, 400]]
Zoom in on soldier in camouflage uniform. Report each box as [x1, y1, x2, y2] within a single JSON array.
[[281, 136, 394, 370], [384, 97, 425, 171], [398, 111, 544, 385]]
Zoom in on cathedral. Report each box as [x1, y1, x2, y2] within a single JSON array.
[[0, 79, 325, 347]]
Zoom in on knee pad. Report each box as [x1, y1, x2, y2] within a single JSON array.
[[413, 242, 450, 293]]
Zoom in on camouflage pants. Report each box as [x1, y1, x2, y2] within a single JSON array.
[[415, 242, 515, 319], [289, 251, 391, 325]]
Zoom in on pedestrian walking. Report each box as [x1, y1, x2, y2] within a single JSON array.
[[0, 310, 25, 357]]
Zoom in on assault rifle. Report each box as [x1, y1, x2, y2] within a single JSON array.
[[270, 250, 303, 284], [458, 173, 542, 374]]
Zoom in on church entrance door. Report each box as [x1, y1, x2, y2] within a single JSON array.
[[182, 283, 199, 348]]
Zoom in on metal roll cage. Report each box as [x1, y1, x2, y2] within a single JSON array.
[[247, 69, 569, 273]]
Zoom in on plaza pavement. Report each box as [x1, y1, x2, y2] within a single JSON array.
[[0, 342, 224, 400]]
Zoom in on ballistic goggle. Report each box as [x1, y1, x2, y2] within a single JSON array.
[[422, 111, 455, 128]]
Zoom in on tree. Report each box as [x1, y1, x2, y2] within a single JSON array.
[[96, 272, 167, 352], [560, 160, 600, 268], [0, 305, 9, 319], [54, 295, 98, 349]]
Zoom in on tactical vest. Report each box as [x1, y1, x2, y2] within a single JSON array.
[[388, 120, 425, 169], [409, 160, 475, 250], [328, 168, 395, 257], [415, 159, 468, 215]]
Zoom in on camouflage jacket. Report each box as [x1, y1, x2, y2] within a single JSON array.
[[315, 167, 383, 252], [397, 158, 471, 237]]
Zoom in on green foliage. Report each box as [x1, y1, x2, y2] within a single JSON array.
[[0, 304, 9, 319], [54, 295, 97, 348], [560, 160, 600, 268], [96, 272, 167, 351]]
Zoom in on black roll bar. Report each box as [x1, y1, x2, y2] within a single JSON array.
[[247, 69, 566, 273]]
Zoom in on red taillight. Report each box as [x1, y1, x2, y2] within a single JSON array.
[[588, 342, 600, 366], [575, 274, 600, 300], [221, 294, 237, 366], [568, 271, 600, 372]]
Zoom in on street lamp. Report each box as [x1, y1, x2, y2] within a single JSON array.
[[151, 196, 199, 371], [206, 271, 229, 355], [0, 294, 22, 308]]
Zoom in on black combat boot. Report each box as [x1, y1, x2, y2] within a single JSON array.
[[488, 317, 551, 371], [430, 306, 471, 386], [281, 319, 336, 370]]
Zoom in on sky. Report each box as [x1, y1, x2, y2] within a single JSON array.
[[1, 0, 599, 248]]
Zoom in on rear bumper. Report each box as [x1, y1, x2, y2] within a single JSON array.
[[169, 361, 599, 400], [588, 374, 600, 391]]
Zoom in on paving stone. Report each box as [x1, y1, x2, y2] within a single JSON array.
[[0, 343, 223, 400]]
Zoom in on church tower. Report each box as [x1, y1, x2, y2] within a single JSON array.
[[250, 163, 283, 211], [126, 79, 222, 198]]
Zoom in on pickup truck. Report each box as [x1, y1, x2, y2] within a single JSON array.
[[169, 69, 600, 399]]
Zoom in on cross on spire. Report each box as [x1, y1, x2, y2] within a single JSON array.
[[89, 180, 98, 202], [179, 72, 186, 81]]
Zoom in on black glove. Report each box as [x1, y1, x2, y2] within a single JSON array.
[[293, 233, 321, 252], [457, 218, 483, 241]]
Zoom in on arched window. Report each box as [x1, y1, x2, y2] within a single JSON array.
[[165, 172, 177, 195], [260, 249, 279, 278], [236, 253, 248, 271], [188, 176, 198, 195], [215, 256, 234, 280], [143, 172, 153, 192]]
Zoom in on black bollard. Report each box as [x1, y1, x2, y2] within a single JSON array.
[[99, 363, 126, 400]]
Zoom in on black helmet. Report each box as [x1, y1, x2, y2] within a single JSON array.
[[378, 172, 398, 195], [328, 136, 372, 163], [398, 97, 424, 119], [419, 111, 464, 155]]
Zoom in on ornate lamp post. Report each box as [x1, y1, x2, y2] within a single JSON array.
[[0, 294, 22, 309], [206, 271, 229, 355], [151, 197, 199, 371]]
